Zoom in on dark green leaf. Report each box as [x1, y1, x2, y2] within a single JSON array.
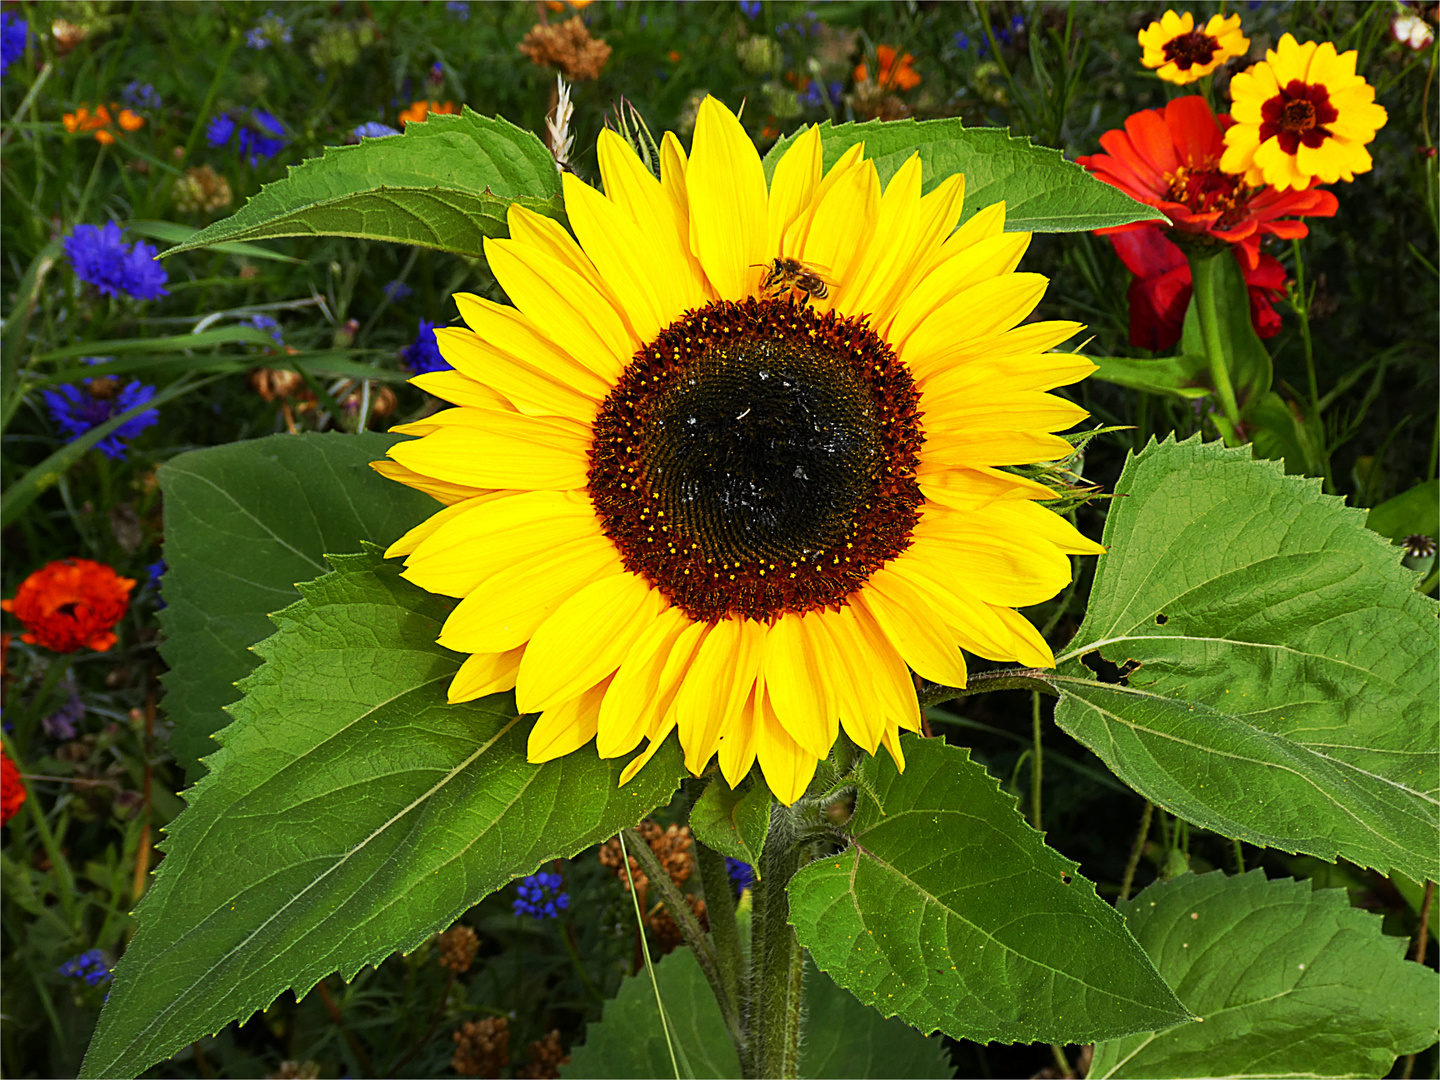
[[562, 944, 951, 1079], [125, 219, 303, 263], [1247, 391, 1323, 476], [689, 775, 770, 874], [164, 109, 564, 258], [762, 119, 1165, 233], [157, 432, 436, 778], [1368, 479, 1439, 542], [1087, 355, 1210, 400], [81, 550, 685, 1080], [1054, 436, 1439, 883], [788, 736, 1190, 1045], [1090, 871, 1439, 1078]]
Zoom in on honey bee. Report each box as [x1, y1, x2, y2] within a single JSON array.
[[757, 257, 834, 303]]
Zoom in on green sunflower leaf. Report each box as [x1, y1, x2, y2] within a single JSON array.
[[1368, 479, 1440, 543], [787, 736, 1192, 1045], [1089, 871, 1439, 1079], [563, 945, 951, 1079], [1053, 436, 1439, 884], [158, 432, 435, 780], [1087, 355, 1211, 400], [162, 108, 563, 258], [80, 549, 685, 1080], [689, 773, 771, 874], [761, 118, 1165, 233]]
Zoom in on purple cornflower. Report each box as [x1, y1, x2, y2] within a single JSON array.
[[238, 110, 288, 166], [43, 675, 84, 741], [59, 949, 112, 987], [354, 121, 400, 139], [384, 279, 412, 301], [447, 1, 471, 18], [738, 0, 762, 19], [205, 113, 236, 148], [1, 11, 30, 79], [726, 857, 755, 893], [63, 223, 169, 301], [43, 379, 160, 460], [245, 9, 292, 49], [122, 81, 162, 111], [247, 313, 283, 345], [513, 872, 569, 919], [401, 319, 450, 375]]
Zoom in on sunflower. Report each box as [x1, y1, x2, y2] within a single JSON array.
[[1221, 34, 1388, 192], [1138, 11, 1249, 85], [376, 98, 1100, 805]]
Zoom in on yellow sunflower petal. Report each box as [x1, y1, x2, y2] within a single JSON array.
[[564, 170, 673, 342], [900, 274, 1051, 380], [717, 684, 759, 789], [762, 614, 838, 759], [433, 327, 598, 420], [674, 617, 762, 773], [847, 603, 923, 733], [858, 570, 968, 687], [527, 677, 609, 763], [923, 390, 1089, 437], [454, 292, 612, 398], [815, 607, 883, 753], [687, 96, 769, 300], [788, 151, 880, 301], [385, 494, 493, 558], [438, 539, 623, 655], [516, 572, 668, 712], [387, 410, 591, 491], [370, 458, 492, 506], [754, 687, 819, 807], [450, 647, 525, 703], [767, 124, 823, 257], [596, 606, 697, 757], [412, 368, 516, 411]]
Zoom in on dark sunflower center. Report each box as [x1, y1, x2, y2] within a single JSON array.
[[1162, 31, 1219, 69], [1260, 80, 1339, 154], [589, 298, 924, 623], [642, 335, 882, 566]]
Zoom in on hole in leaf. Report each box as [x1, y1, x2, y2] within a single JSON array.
[[1155, 613, 1169, 625], [1081, 651, 1137, 685], [1060, 871, 1073, 885]]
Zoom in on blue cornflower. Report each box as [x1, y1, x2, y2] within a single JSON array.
[[384, 280, 412, 301], [122, 81, 162, 111], [726, 858, 755, 893], [402, 319, 451, 375], [738, 0, 762, 19], [43, 379, 160, 460], [238, 110, 288, 166], [63, 223, 169, 301], [247, 314, 284, 345], [205, 113, 237, 148], [59, 949, 112, 987], [147, 559, 167, 609], [801, 80, 843, 109], [447, 1, 471, 18], [1, 11, 30, 79], [43, 675, 84, 741], [246, 10, 293, 50], [354, 121, 400, 139], [513, 872, 569, 919]]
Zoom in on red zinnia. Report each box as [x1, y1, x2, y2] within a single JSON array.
[[1, 744, 25, 826], [1112, 226, 1286, 351], [1076, 95, 1337, 260], [1, 559, 135, 653]]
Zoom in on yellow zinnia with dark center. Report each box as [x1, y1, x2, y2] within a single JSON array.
[[375, 97, 1102, 805], [1137, 10, 1249, 86]]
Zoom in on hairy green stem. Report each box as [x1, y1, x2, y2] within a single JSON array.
[[750, 801, 806, 1080], [1030, 692, 1044, 832], [694, 840, 749, 1072], [622, 828, 743, 1051], [1188, 253, 1242, 440]]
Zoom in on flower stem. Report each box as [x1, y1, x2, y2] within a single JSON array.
[[1187, 252, 1243, 441], [749, 801, 806, 1080], [1030, 691, 1044, 832]]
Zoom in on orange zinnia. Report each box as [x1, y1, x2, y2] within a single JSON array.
[[1, 744, 24, 826], [62, 103, 144, 145], [855, 44, 921, 92], [398, 100, 462, 127], [1, 559, 135, 653]]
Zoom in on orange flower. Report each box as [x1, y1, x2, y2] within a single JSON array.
[[398, 100, 461, 126], [1, 559, 135, 653], [854, 44, 921, 92], [62, 102, 144, 144], [1, 744, 24, 826]]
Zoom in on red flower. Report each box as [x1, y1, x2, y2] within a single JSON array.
[[1076, 95, 1337, 259], [1, 559, 135, 653], [1110, 226, 1287, 351], [1, 744, 24, 826]]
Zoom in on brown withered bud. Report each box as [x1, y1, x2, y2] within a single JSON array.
[[437, 923, 480, 973], [452, 1016, 510, 1078], [519, 16, 612, 81], [516, 1030, 571, 1080]]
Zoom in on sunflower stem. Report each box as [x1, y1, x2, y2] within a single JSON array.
[[620, 828, 743, 1054], [1187, 252, 1243, 441], [750, 800, 806, 1080]]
